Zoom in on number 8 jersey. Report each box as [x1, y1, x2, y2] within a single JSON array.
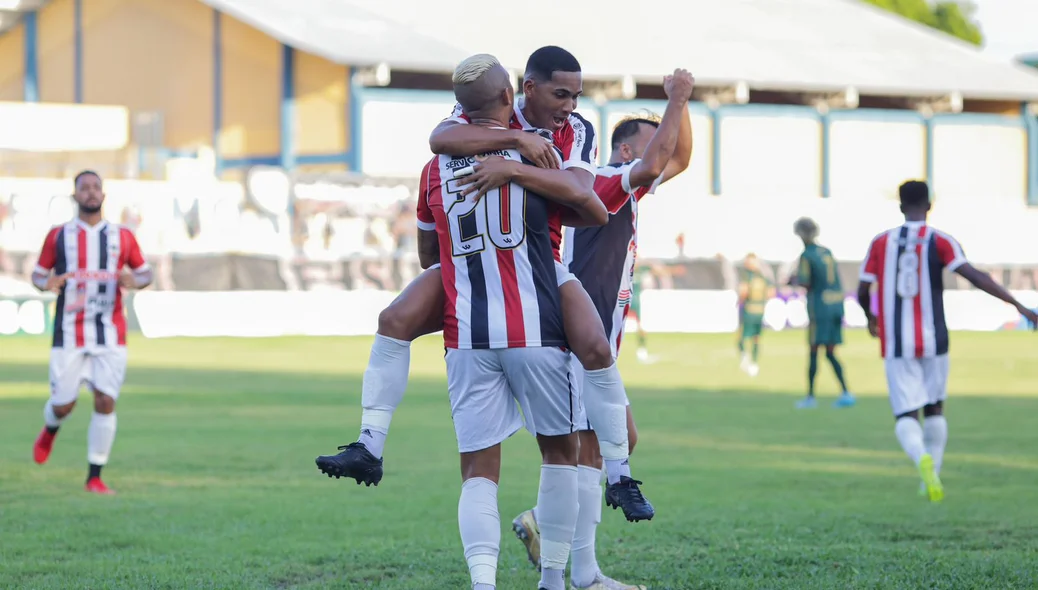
[[417, 151, 566, 351], [859, 221, 968, 359]]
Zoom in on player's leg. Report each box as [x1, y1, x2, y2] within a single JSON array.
[[447, 348, 521, 590], [796, 341, 820, 409], [501, 347, 582, 590], [824, 315, 855, 407], [630, 295, 649, 362], [558, 276, 651, 520], [316, 266, 445, 484], [83, 347, 127, 494], [887, 358, 943, 502], [920, 354, 950, 493], [737, 313, 750, 372], [35, 348, 87, 465]]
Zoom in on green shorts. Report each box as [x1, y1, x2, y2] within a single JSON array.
[[740, 313, 763, 339], [809, 313, 843, 346]]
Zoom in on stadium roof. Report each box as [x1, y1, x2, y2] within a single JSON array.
[[201, 0, 1038, 101]]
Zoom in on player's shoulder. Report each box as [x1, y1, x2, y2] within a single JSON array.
[[927, 226, 958, 243], [567, 111, 595, 133], [595, 162, 631, 177]]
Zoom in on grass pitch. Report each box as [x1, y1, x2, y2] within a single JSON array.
[[1, 330, 1037, 589]]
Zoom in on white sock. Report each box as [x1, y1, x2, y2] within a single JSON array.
[[358, 334, 411, 458], [87, 412, 117, 466], [43, 400, 64, 429], [537, 464, 579, 590], [581, 363, 630, 484], [923, 415, 948, 475], [571, 466, 603, 588], [894, 416, 925, 465], [458, 477, 500, 588]]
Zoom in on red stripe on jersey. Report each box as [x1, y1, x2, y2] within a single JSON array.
[[871, 232, 891, 358], [548, 207, 563, 262], [75, 228, 87, 348], [499, 184, 512, 234], [427, 161, 459, 348], [496, 248, 526, 347], [912, 226, 926, 357], [116, 227, 131, 345]]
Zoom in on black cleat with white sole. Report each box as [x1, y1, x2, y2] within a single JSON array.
[[315, 442, 383, 486], [605, 476, 654, 522]]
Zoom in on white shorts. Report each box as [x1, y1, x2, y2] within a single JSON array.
[[555, 260, 577, 286], [49, 346, 128, 405], [445, 346, 575, 453], [571, 355, 630, 432], [885, 354, 950, 416]]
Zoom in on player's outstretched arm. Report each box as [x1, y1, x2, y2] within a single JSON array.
[[429, 121, 559, 170], [417, 230, 439, 269], [955, 264, 1038, 326], [629, 69, 695, 189]]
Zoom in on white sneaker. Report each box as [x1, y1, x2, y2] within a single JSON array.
[[571, 572, 647, 590], [747, 363, 760, 377], [739, 353, 750, 373]]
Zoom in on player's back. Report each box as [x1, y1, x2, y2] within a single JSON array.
[[742, 270, 771, 316], [860, 222, 967, 359], [800, 243, 844, 315], [423, 151, 565, 350]]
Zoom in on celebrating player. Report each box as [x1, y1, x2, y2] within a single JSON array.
[[30, 170, 153, 494], [791, 217, 855, 409], [422, 53, 606, 590], [511, 68, 694, 590], [736, 253, 774, 377], [857, 180, 1037, 503], [316, 46, 654, 522]]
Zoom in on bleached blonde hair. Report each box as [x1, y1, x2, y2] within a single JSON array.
[[453, 54, 501, 84]]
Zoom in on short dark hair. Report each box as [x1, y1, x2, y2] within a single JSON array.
[[74, 169, 101, 188], [525, 46, 581, 82], [899, 180, 929, 209], [611, 116, 660, 149]]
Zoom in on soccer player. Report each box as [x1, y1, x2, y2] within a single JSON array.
[[737, 253, 774, 377], [317, 46, 654, 521], [30, 170, 153, 494], [858, 180, 1037, 503], [791, 217, 855, 409], [424, 54, 606, 590], [629, 264, 653, 363], [511, 68, 694, 590]]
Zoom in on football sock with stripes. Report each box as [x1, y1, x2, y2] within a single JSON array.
[[923, 416, 948, 475], [458, 477, 499, 589], [826, 351, 848, 392], [358, 334, 411, 458]]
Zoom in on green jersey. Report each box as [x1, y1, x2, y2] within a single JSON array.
[[798, 243, 845, 317], [740, 269, 772, 317]]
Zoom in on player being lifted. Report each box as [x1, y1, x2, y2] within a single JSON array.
[[424, 53, 608, 590], [737, 253, 774, 377], [858, 181, 1037, 502], [511, 69, 694, 590], [31, 170, 153, 494], [791, 218, 855, 409], [316, 46, 654, 521]]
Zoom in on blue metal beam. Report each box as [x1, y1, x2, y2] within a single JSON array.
[[1025, 102, 1038, 206], [710, 108, 722, 195], [212, 9, 223, 175], [820, 111, 831, 198], [346, 69, 362, 171], [279, 44, 296, 170], [74, 0, 83, 103], [925, 116, 936, 196], [23, 11, 38, 102]]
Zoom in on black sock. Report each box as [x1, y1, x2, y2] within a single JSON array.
[[808, 349, 819, 397], [45, 425, 59, 435], [88, 464, 103, 480], [827, 352, 848, 392]]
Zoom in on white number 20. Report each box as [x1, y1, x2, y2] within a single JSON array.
[[896, 251, 919, 298], [444, 179, 526, 257]]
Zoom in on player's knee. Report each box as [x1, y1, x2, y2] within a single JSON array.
[[577, 337, 613, 371], [459, 448, 501, 483], [93, 392, 116, 414], [377, 305, 413, 340], [922, 402, 943, 417], [537, 433, 579, 466], [577, 430, 602, 467], [53, 400, 76, 418]]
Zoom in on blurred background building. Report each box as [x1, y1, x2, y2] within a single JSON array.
[[0, 0, 1036, 338]]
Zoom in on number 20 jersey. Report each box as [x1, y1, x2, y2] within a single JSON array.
[[859, 222, 968, 360], [418, 151, 566, 350]]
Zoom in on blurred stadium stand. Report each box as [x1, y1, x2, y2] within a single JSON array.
[[0, 0, 1036, 337]]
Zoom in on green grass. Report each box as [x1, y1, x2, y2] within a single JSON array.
[[2, 330, 1037, 589]]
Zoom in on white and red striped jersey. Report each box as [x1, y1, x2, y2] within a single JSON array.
[[444, 102, 598, 260], [562, 161, 661, 358], [34, 220, 150, 349], [417, 151, 566, 350], [859, 222, 968, 359]]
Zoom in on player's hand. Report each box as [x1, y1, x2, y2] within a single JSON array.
[[867, 315, 879, 338], [456, 156, 517, 201], [118, 272, 136, 290], [664, 68, 695, 101], [515, 131, 558, 169], [1016, 304, 1037, 330], [44, 273, 71, 292]]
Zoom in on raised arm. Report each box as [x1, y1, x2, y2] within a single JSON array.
[[628, 69, 695, 189]]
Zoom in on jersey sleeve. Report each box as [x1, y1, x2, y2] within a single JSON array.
[[593, 166, 633, 214], [621, 158, 664, 201], [444, 102, 470, 125], [34, 226, 61, 273], [416, 160, 436, 231], [859, 234, 885, 283], [560, 112, 597, 173], [933, 231, 968, 272], [120, 228, 149, 270]]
